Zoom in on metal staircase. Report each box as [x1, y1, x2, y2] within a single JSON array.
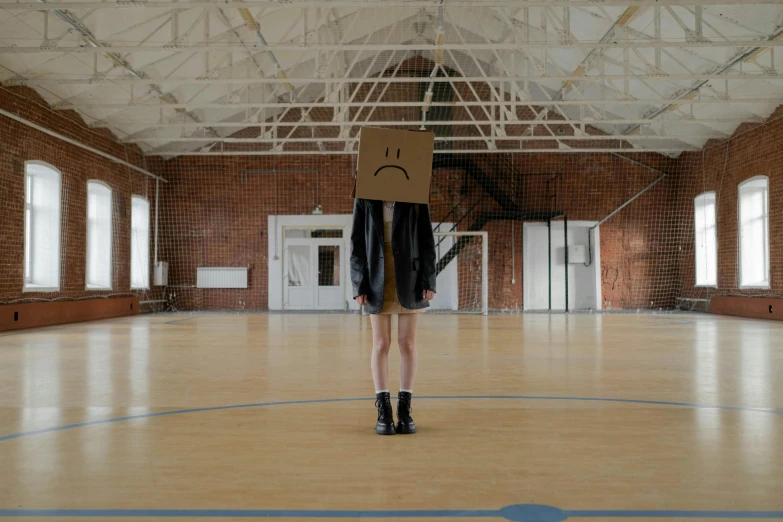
[[431, 154, 563, 275]]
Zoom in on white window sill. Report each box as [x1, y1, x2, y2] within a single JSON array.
[[739, 285, 771, 290], [86, 285, 113, 291], [131, 287, 150, 291], [23, 285, 60, 293], [695, 284, 717, 288]]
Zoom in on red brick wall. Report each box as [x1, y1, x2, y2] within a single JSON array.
[[150, 150, 681, 311], [677, 106, 783, 302], [147, 155, 355, 310], [479, 153, 683, 310], [0, 86, 155, 305]]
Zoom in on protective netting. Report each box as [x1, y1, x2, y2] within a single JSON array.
[[432, 231, 486, 313], [144, 110, 782, 313], [146, 149, 671, 313], [3, 101, 782, 313], [4, 84, 782, 313]]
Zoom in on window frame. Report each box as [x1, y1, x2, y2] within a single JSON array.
[[23, 160, 62, 293], [130, 195, 151, 290], [737, 175, 770, 289], [85, 180, 114, 291], [693, 191, 718, 288]]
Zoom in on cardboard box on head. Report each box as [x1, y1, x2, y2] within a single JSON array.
[[352, 126, 435, 204]]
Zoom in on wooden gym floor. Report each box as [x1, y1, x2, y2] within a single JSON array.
[[0, 312, 781, 522]]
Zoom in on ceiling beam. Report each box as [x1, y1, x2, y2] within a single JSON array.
[[88, 117, 765, 129], [4, 0, 779, 9], [625, 23, 783, 133], [120, 134, 725, 144], [6, 40, 783, 53], [94, 10, 419, 145], [558, 6, 643, 93], [51, 97, 783, 110], [143, 147, 698, 156], [10, 73, 781, 87], [30, 0, 216, 135]]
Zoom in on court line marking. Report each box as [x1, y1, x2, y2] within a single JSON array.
[[1, 395, 780, 442], [568, 510, 783, 519], [0, 506, 782, 519]]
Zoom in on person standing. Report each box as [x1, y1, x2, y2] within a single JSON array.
[[350, 199, 437, 435]]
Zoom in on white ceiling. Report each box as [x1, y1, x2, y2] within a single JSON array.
[[1, 0, 782, 157]]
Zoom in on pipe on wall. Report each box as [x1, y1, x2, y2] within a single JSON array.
[[0, 108, 166, 182]]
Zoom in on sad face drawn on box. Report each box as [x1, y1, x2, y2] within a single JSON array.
[[354, 127, 435, 205], [375, 147, 409, 179]]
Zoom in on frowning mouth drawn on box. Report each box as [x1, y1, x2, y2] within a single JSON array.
[[353, 127, 435, 204], [374, 147, 409, 179]]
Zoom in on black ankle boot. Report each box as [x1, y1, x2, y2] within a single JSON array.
[[375, 392, 396, 435], [396, 391, 416, 434]]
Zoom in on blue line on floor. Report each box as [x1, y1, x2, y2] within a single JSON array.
[[1, 395, 781, 442], [568, 510, 783, 519], [0, 506, 782, 520], [0, 509, 498, 518]]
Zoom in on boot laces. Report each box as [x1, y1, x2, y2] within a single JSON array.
[[398, 395, 412, 420], [376, 395, 393, 419]]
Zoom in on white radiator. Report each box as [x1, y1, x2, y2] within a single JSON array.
[[196, 267, 248, 289]]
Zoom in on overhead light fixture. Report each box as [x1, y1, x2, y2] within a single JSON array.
[[744, 33, 783, 63], [668, 91, 697, 112]]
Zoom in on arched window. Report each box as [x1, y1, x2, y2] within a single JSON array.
[[694, 192, 717, 286], [86, 181, 113, 289], [130, 196, 150, 290], [24, 161, 61, 291], [738, 176, 769, 288]]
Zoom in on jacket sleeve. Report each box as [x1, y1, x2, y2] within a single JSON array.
[[350, 198, 371, 298], [417, 204, 437, 293]]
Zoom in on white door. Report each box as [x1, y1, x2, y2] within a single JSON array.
[[523, 221, 602, 311], [314, 239, 344, 310], [285, 241, 314, 310], [523, 224, 552, 311], [284, 237, 345, 310]]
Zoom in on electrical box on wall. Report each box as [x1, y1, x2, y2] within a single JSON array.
[[154, 261, 169, 286], [567, 245, 587, 264]]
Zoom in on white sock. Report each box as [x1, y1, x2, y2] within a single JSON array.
[[400, 389, 413, 394], [375, 389, 389, 394]]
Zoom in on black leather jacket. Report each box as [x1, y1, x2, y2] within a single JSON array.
[[350, 199, 437, 313]]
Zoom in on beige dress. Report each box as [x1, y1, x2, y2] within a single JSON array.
[[378, 202, 424, 315]]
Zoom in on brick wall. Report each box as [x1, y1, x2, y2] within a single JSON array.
[[150, 149, 682, 311], [677, 106, 783, 302], [0, 86, 154, 304], [147, 155, 355, 310], [474, 153, 683, 310]]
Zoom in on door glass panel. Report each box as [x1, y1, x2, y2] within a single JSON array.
[[285, 228, 342, 239], [287, 245, 310, 287], [312, 229, 342, 238], [317, 245, 340, 287]]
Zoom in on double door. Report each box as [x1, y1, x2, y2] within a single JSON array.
[[284, 237, 344, 310]]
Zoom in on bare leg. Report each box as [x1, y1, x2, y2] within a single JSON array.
[[370, 314, 392, 392], [397, 313, 420, 391]]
